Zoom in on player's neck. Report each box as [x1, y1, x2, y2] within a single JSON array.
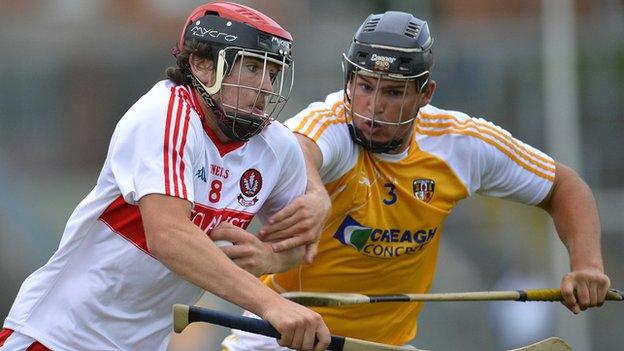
[[203, 113, 231, 143], [194, 92, 232, 143], [385, 129, 414, 154], [387, 143, 409, 154], [383, 142, 409, 154]]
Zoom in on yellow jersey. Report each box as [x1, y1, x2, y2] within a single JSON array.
[[263, 91, 555, 345]]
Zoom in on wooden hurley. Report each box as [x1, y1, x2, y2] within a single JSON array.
[[280, 288, 624, 307]]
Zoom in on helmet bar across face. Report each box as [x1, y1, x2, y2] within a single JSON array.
[[221, 48, 294, 122], [343, 53, 430, 92], [342, 60, 421, 153], [189, 46, 294, 141]]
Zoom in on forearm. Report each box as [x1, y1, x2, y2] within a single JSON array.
[[150, 221, 281, 315], [538, 163, 611, 313], [304, 152, 329, 203], [541, 164, 603, 271], [138, 197, 329, 346], [299, 134, 331, 220]]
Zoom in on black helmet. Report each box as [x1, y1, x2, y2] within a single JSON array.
[[175, 2, 294, 141], [343, 11, 434, 153], [344, 11, 433, 88]]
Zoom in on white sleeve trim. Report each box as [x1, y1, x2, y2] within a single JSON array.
[[416, 106, 555, 205]]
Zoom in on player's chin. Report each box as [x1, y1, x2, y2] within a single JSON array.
[[364, 131, 396, 144], [372, 138, 397, 147], [354, 125, 382, 139], [224, 106, 263, 118]]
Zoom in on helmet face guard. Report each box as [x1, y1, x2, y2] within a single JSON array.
[[343, 11, 434, 153], [342, 53, 429, 153], [177, 4, 294, 141], [190, 44, 294, 140], [222, 49, 293, 139]]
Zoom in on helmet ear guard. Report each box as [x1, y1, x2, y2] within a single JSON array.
[[188, 49, 227, 95]]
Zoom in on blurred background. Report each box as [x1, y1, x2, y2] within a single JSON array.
[[0, 0, 622, 350]]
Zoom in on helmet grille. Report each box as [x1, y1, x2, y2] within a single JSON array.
[[404, 20, 420, 38], [362, 17, 380, 32]]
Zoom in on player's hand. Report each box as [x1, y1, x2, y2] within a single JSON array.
[[259, 191, 330, 264], [261, 298, 330, 351], [211, 222, 273, 277], [560, 268, 611, 314]]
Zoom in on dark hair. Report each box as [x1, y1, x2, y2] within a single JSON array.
[[165, 41, 214, 85]]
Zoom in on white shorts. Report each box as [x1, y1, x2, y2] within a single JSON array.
[[0, 328, 51, 351], [220, 312, 293, 351], [220, 312, 418, 351]]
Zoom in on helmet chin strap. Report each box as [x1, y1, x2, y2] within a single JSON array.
[[347, 123, 404, 154], [188, 73, 269, 141], [187, 73, 245, 141], [185, 48, 261, 141], [343, 85, 416, 154]]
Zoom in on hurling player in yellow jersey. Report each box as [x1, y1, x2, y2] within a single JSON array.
[[221, 10, 611, 349]]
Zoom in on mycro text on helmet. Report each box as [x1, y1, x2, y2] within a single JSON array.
[[189, 25, 238, 42]]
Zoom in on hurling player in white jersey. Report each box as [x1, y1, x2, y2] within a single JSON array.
[[1, 3, 331, 351], [224, 10, 612, 350]]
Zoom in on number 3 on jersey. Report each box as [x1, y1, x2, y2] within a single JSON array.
[[383, 182, 397, 205], [209, 179, 222, 203]]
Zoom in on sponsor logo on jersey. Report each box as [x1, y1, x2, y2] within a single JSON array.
[[413, 178, 435, 203], [333, 215, 437, 258], [195, 166, 207, 182], [237, 168, 262, 207], [191, 203, 253, 234]]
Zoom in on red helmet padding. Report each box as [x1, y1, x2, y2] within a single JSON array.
[[178, 1, 292, 51]]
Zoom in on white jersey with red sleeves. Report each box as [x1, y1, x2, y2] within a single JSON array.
[[3, 80, 306, 351], [252, 90, 555, 346]]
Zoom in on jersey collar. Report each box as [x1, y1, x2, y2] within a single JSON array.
[[189, 87, 245, 157]]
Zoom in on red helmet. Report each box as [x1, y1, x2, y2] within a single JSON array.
[[174, 2, 294, 141], [177, 2, 292, 54]]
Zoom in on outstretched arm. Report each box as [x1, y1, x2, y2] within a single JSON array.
[[538, 162, 611, 314], [139, 194, 330, 350], [259, 134, 331, 263]]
